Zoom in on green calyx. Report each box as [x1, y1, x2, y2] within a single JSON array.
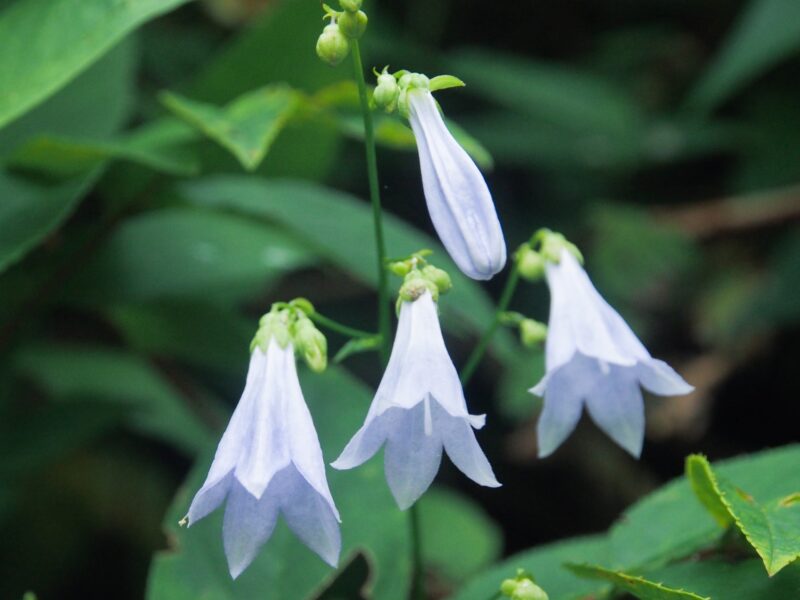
[[372, 69, 465, 116], [250, 299, 328, 373], [500, 570, 549, 600], [391, 251, 453, 312], [516, 229, 582, 281]]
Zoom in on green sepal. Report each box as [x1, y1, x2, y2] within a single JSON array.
[[334, 335, 382, 363], [429, 74, 466, 92]]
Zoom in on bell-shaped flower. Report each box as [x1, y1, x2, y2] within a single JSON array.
[[184, 333, 340, 579], [407, 86, 506, 281], [332, 289, 500, 509], [532, 249, 693, 458]]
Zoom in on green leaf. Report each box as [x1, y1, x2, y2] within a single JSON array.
[[567, 564, 707, 600], [0, 0, 189, 128], [146, 366, 411, 600], [68, 207, 315, 305], [686, 454, 800, 576], [418, 487, 502, 583], [13, 343, 213, 455], [161, 86, 301, 171], [685, 0, 800, 113], [610, 445, 800, 571], [0, 169, 99, 274], [177, 176, 517, 361], [453, 535, 610, 600], [333, 335, 382, 364], [648, 560, 800, 600]]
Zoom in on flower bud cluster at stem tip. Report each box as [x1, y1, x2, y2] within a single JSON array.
[[515, 228, 583, 282], [315, 1, 368, 66], [392, 252, 453, 309], [251, 300, 328, 373]]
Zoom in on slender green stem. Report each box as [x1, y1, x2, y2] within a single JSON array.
[[310, 313, 376, 339], [409, 503, 424, 600], [351, 39, 390, 365], [460, 266, 521, 387]]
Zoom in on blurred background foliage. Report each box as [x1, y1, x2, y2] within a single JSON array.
[[0, 0, 799, 598]]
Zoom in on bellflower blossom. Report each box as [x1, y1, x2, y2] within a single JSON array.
[[406, 84, 506, 281], [532, 249, 693, 458], [184, 321, 340, 579], [333, 288, 500, 509]]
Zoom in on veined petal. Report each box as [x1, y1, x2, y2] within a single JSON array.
[[435, 401, 500, 488], [277, 465, 341, 568], [584, 364, 645, 458], [408, 89, 506, 280], [223, 480, 280, 579], [535, 357, 590, 457], [637, 359, 694, 396], [384, 399, 443, 510]]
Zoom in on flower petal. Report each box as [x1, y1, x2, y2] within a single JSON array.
[[222, 480, 280, 579], [637, 359, 694, 397], [278, 465, 341, 568], [436, 402, 500, 488], [535, 360, 588, 458], [187, 471, 233, 525], [584, 364, 645, 458], [384, 399, 443, 510], [331, 412, 388, 470], [408, 90, 506, 280]]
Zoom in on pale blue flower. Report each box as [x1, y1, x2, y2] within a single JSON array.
[[532, 250, 693, 458], [185, 339, 340, 578], [408, 89, 506, 281], [332, 291, 500, 509]]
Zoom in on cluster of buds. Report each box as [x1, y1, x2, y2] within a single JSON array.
[[372, 68, 465, 117], [515, 228, 583, 282], [252, 299, 328, 373], [389, 250, 453, 306], [500, 569, 549, 600], [316, 0, 368, 66]]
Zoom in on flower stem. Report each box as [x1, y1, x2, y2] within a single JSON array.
[[460, 266, 521, 387], [310, 313, 376, 339], [351, 39, 390, 365], [410, 503, 425, 600]]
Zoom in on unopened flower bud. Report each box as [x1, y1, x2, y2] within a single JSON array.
[[516, 245, 545, 281], [500, 571, 548, 600], [519, 319, 547, 347], [316, 23, 350, 67], [253, 312, 291, 351], [388, 260, 412, 277], [338, 9, 367, 39], [374, 69, 400, 112], [290, 297, 315, 316], [534, 229, 582, 265], [421, 265, 452, 295], [293, 317, 328, 373], [339, 0, 362, 11]]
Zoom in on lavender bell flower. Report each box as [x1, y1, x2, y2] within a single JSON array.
[[332, 288, 500, 509], [184, 326, 340, 579], [532, 249, 693, 458], [407, 87, 506, 281]]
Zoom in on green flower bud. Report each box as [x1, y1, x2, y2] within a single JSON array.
[[500, 572, 548, 600], [534, 229, 583, 265], [421, 265, 452, 295], [290, 297, 315, 316], [398, 72, 430, 91], [339, 0, 362, 11], [373, 69, 400, 112], [338, 9, 367, 39], [388, 259, 412, 277], [316, 23, 350, 67], [252, 311, 291, 351], [516, 245, 546, 281], [519, 319, 547, 347], [293, 317, 328, 373]]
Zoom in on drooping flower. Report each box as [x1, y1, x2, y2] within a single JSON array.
[[184, 312, 340, 579], [332, 285, 500, 509], [531, 248, 693, 458], [405, 82, 506, 281]]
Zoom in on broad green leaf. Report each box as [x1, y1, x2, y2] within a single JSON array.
[[686, 0, 800, 113], [452, 535, 610, 600], [0, 0, 189, 128], [648, 560, 800, 600], [68, 207, 315, 305], [610, 445, 800, 571], [177, 176, 517, 361], [8, 127, 198, 178], [449, 48, 643, 137], [687, 454, 800, 576], [146, 366, 411, 600], [418, 487, 502, 583], [0, 39, 136, 159], [13, 343, 213, 455], [0, 169, 99, 274], [161, 86, 301, 171], [567, 564, 707, 600]]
